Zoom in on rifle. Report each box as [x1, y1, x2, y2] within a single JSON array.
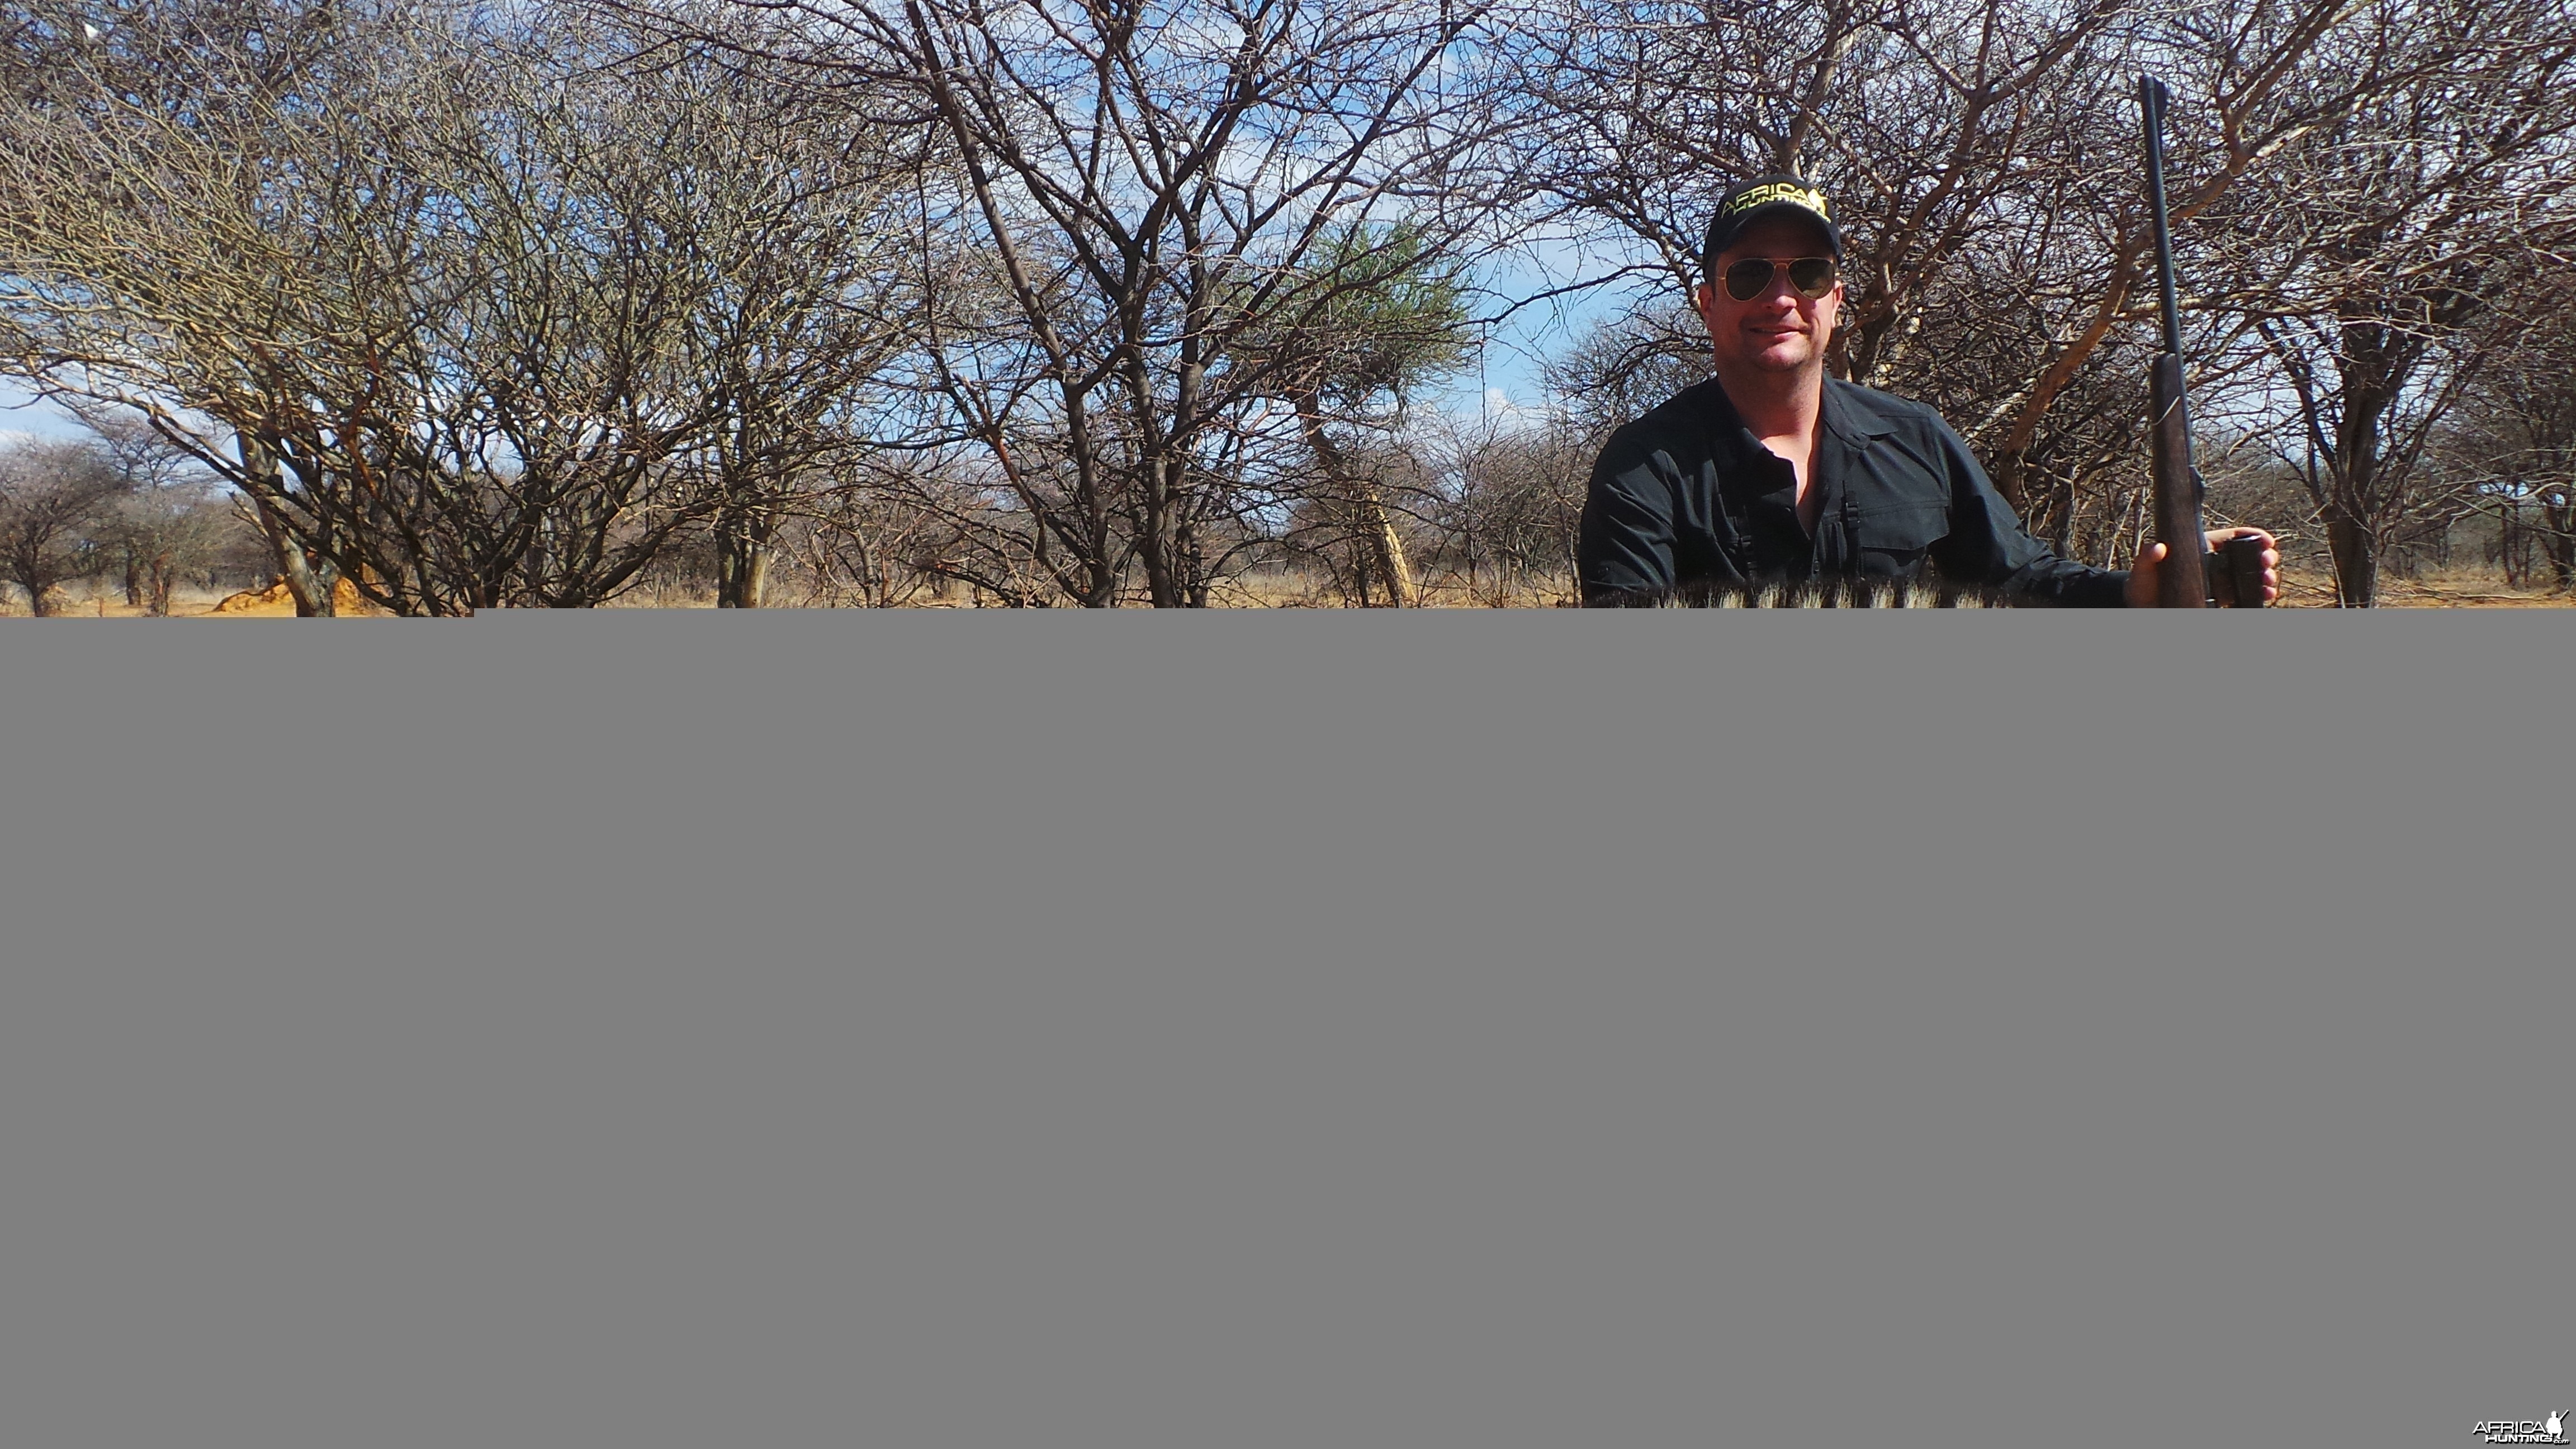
[[2139, 75, 2267, 608]]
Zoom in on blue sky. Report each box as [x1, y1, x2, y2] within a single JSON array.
[[1369, 221, 1690, 437], [0, 380, 86, 440]]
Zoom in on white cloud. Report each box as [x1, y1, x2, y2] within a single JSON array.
[[1482, 387, 1539, 425]]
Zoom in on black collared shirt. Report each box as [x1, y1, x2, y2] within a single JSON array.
[[1578, 376, 2129, 607]]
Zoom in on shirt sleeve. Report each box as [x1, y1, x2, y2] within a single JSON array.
[[1578, 429, 1682, 607], [1925, 417, 2130, 608]]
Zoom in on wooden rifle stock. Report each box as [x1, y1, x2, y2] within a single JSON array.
[[2148, 353, 2208, 608]]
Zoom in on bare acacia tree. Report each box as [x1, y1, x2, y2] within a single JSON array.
[[0, 438, 127, 614], [2213, 0, 2576, 603], [87, 418, 240, 614], [628, 0, 1530, 605], [1235, 224, 1475, 606], [1413, 411, 1593, 604], [1, 0, 922, 613], [2436, 262, 2576, 591]]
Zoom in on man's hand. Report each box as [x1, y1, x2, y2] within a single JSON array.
[[2124, 528, 2281, 607]]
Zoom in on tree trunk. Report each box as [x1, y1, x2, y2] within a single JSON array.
[[1294, 388, 1414, 607], [124, 550, 144, 608], [2319, 317, 2408, 610], [1357, 486, 1417, 609], [1139, 458, 1182, 609], [2324, 505, 2378, 607], [716, 529, 769, 608], [2541, 493, 2574, 592], [240, 436, 332, 616], [1176, 512, 1210, 607], [1082, 552, 1119, 607], [269, 525, 334, 615], [1986, 447, 2031, 514]]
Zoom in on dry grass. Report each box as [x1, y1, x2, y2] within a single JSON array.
[[0, 584, 266, 618], [7, 565, 2569, 613], [1199, 570, 1577, 608], [2270, 565, 2576, 608]]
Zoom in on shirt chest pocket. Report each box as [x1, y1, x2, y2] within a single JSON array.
[[1850, 502, 1949, 575]]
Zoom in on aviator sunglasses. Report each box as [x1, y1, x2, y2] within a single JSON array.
[[1720, 256, 1839, 302]]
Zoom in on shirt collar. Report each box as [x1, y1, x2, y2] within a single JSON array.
[[1704, 375, 1895, 451], [1819, 378, 1898, 446]]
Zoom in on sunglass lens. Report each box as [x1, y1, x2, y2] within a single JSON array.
[[1724, 260, 1774, 301], [1723, 258, 1838, 301]]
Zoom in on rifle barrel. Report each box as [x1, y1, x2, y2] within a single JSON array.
[[2141, 74, 2208, 608], [2139, 77, 2185, 359]]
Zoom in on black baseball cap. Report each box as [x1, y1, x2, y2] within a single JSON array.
[[1702, 175, 1844, 278]]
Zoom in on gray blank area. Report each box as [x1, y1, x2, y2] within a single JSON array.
[[2, 613, 2566, 1449]]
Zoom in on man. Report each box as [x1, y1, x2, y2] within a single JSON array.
[[1578, 176, 2278, 607]]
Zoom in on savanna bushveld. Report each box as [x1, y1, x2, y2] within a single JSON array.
[[3, 0, 2573, 614]]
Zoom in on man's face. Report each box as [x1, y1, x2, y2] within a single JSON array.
[[1697, 215, 1843, 377]]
